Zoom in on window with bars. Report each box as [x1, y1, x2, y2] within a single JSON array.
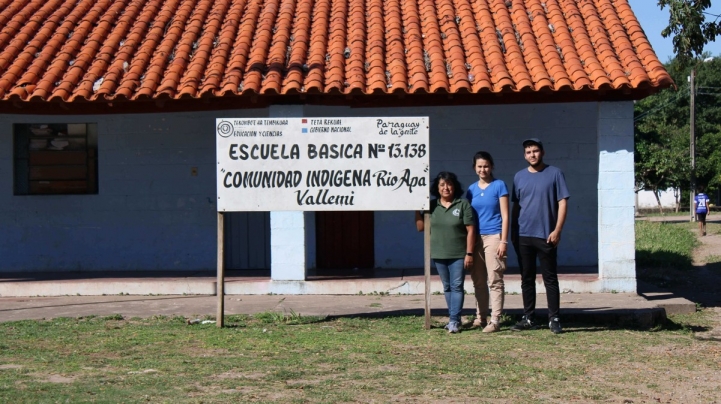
[[14, 123, 98, 195]]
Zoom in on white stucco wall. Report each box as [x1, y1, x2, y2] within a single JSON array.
[[636, 188, 678, 209]]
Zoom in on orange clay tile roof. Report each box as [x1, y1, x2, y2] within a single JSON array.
[[0, 0, 673, 103]]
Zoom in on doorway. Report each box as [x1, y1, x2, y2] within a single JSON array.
[[224, 212, 271, 270], [315, 211, 374, 271]]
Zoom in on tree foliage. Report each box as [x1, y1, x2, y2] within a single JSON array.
[[634, 56, 721, 210], [659, 0, 720, 67]]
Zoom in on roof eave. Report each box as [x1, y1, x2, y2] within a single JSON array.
[[0, 84, 674, 115]]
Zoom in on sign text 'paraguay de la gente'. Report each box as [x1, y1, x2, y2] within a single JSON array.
[[216, 117, 430, 212]]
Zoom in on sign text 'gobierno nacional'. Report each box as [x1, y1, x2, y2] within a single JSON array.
[[216, 117, 430, 212]]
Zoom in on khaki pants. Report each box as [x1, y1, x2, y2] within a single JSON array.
[[470, 234, 506, 322]]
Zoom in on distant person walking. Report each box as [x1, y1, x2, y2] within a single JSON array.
[[466, 151, 509, 333], [695, 186, 710, 236], [510, 139, 570, 334], [416, 172, 475, 333]]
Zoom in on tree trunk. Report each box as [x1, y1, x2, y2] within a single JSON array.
[[654, 189, 664, 214]]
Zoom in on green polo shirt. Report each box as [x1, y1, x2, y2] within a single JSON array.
[[429, 198, 474, 259]]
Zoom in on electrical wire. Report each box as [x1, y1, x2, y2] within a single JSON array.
[[702, 10, 721, 25], [634, 86, 688, 122]]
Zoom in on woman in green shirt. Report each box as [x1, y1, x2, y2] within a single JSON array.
[[416, 172, 475, 333]]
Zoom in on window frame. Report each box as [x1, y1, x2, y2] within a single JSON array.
[[13, 123, 99, 196]]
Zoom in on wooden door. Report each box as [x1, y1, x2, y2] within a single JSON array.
[[316, 211, 374, 270], [224, 212, 271, 270]]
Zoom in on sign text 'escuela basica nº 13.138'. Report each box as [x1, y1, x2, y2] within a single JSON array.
[[216, 117, 430, 212]]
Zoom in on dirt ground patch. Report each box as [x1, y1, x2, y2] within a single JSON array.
[[639, 221, 721, 307], [43, 374, 76, 383], [633, 220, 721, 402], [693, 232, 721, 266], [0, 364, 23, 370]]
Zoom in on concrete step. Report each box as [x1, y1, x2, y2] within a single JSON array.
[[0, 293, 683, 329], [1, 271, 616, 296]]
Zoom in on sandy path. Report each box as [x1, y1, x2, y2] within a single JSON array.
[[692, 228, 721, 266]]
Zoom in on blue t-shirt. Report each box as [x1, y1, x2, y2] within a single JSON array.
[[466, 179, 508, 235], [695, 193, 710, 214], [512, 165, 570, 239]]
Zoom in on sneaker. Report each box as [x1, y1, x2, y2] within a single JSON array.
[[447, 321, 460, 334], [472, 317, 488, 328], [549, 317, 562, 334], [510, 315, 537, 331], [482, 321, 500, 333]]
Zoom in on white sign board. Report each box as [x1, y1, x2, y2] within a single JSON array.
[[216, 117, 429, 211]]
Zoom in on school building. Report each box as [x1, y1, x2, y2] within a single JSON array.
[[0, 0, 673, 295]]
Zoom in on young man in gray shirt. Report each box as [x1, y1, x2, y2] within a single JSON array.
[[510, 138, 570, 334]]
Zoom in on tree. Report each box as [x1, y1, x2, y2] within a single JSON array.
[[659, 0, 720, 67], [693, 57, 721, 191], [634, 56, 721, 212], [634, 97, 689, 213]]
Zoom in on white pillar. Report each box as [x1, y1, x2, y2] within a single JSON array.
[[269, 105, 306, 281], [597, 101, 636, 292]]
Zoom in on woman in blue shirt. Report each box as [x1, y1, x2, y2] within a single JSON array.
[[466, 151, 509, 333]]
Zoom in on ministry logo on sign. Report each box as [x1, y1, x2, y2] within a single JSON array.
[[217, 120, 234, 137]]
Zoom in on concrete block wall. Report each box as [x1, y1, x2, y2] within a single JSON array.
[[1, 102, 603, 273], [597, 101, 636, 291], [0, 109, 265, 271], [306, 102, 599, 268]]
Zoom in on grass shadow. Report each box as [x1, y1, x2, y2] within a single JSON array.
[[323, 307, 669, 330], [704, 260, 721, 272], [655, 318, 710, 333], [638, 260, 721, 308], [636, 250, 694, 271]]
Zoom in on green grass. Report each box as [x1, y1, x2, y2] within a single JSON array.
[[676, 220, 721, 236], [0, 312, 719, 403], [635, 221, 699, 269], [640, 210, 689, 217]]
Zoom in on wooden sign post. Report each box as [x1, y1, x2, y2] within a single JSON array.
[[216, 212, 225, 328], [424, 212, 431, 330]]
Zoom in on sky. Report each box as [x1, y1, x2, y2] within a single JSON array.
[[628, 0, 720, 63]]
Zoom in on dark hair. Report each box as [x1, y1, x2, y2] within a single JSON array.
[[430, 171, 464, 199], [472, 151, 495, 168]]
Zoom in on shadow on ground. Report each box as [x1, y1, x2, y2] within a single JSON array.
[[637, 251, 721, 308], [326, 306, 670, 330]]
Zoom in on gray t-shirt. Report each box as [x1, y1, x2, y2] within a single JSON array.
[[512, 165, 570, 239]]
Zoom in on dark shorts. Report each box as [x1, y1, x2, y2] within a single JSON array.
[[697, 213, 707, 222]]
